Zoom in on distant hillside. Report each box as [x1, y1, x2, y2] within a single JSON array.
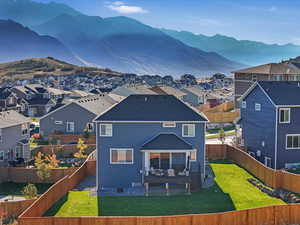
[[0, 0, 82, 26], [32, 14, 243, 76], [0, 57, 121, 82], [0, 19, 81, 65], [162, 29, 300, 66]]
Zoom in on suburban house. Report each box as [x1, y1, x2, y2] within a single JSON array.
[[150, 85, 187, 100], [239, 81, 300, 169], [0, 88, 18, 111], [94, 95, 208, 194], [233, 62, 300, 107], [181, 87, 206, 106], [40, 95, 117, 138], [111, 85, 157, 97], [0, 110, 31, 167]]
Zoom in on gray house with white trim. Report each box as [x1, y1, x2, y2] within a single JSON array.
[[0, 110, 30, 167], [40, 95, 117, 138]]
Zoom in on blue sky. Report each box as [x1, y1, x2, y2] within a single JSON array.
[[35, 0, 300, 45]]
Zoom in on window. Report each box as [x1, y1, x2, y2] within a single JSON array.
[[0, 129, 2, 143], [241, 101, 247, 109], [190, 151, 197, 161], [86, 123, 94, 132], [8, 97, 14, 105], [99, 124, 112, 137], [279, 108, 290, 123], [255, 103, 261, 111], [264, 157, 272, 167], [274, 75, 284, 81], [21, 123, 28, 136], [182, 124, 195, 137], [289, 75, 299, 81], [55, 121, 63, 125], [252, 75, 257, 82], [66, 122, 75, 132], [163, 122, 176, 128], [286, 135, 300, 149], [0, 151, 4, 161], [110, 148, 133, 164]]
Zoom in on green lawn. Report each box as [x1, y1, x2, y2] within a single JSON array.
[[0, 182, 52, 196], [45, 161, 285, 217]]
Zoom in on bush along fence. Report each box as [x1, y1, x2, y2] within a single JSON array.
[[18, 145, 300, 225], [0, 199, 34, 221]]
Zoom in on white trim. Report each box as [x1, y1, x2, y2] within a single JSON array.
[[162, 122, 176, 128], [279, 108, 290, 124], [255, 103, 261, 111], [141, 149, 196, 153], [264, 157, 272, 167], [110, 148, 134, 164], [182, 124, 195, 137], [94, 120, 207, 124], [55, 120, 63, 125], [66, 121, 75, 133], [241, 101, 246, 109], [99, 124, 112, 137], [286, 134, 300, 149]]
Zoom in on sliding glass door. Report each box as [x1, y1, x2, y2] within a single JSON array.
[[149, 152, 186, 171]]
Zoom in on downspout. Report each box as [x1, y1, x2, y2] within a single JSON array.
[[275, 107, 278, 169]]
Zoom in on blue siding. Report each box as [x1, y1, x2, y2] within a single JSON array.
[[277, 107, 300, 168], [96, 122, 205, 189], [241, 85, 277, 168]]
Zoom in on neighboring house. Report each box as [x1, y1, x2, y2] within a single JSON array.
[[111, 85, 157, 97], [0, 88, 18, 111], [150, 86, 187, 100], [40, 95, 117, 137], [94, 95, 208, 193], [181, 87, 206, 106], [0, 110, 30, 166], [239, 81, 300, 169], [233, 62, 300, 107], [20, 97, 55, 117]]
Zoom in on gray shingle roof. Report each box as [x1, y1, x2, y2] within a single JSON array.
[[258, 81, 300, 106], [0, 110, 30, 129], [141, 133, 194, 150], [94, 95, 208, 122], [76, 95, 117, 115]]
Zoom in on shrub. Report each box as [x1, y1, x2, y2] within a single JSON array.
[[22, 184, 38, 199]]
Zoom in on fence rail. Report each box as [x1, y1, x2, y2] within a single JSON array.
[[18, 145, 300, 225]]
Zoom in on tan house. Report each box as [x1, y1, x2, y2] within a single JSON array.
[[233, 62, 300, 107]]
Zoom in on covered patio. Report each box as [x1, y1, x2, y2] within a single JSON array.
[[141, 133, 198, 195]]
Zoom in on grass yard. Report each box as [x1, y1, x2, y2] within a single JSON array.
[[45, 161, 285, 217], [0, 182, 52, 196]]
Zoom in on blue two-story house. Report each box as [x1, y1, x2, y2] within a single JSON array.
[[94, 95, 208, 194], [239, 81, 300, 169]]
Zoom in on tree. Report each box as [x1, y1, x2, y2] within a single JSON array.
[[219, 128, 226, 144], [37, 163, 51, 182], [22, 183, 38, 199], [34, 152, 44, 168], [45, 154, 59, 168], [74, 138, 87, 160]]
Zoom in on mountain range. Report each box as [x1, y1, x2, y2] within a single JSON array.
[[161, 29, 300, 66], [1, 0, 300, 76]]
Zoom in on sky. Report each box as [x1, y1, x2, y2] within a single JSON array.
[[35, 0, 300, 45]]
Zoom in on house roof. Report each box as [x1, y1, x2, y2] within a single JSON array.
[[150, 86, 186, 98], [233, 63, 300, 75], [23, 97, 52, 105], [76, 94, 117, 115], [0, 88, 11, 100], [94, 95, 208, 122], [141, 133, 194, 151], [240, 81, 300, 106], [0, 110, 30, 129], [183, 87, 205, 96]]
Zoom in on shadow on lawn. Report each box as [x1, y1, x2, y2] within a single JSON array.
[[44, 194, 68, 216]]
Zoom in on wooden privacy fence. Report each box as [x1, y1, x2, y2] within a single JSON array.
[[18, 204, 300, 225], [19, 151, 96, 219], [49, 134, 96, 145], [203, 110, 240, 123], [0, 167, 76, 183], [0, 199, 34, 219], [31, 144, 96, 158]]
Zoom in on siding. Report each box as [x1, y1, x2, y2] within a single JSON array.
[[241, 85, 276, 168], [277, 107, 300, 168], [96, 122, 205, 189], [40, 103, 96, 137]]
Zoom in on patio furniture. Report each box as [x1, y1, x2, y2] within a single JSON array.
[[167, 169, 175, 177]]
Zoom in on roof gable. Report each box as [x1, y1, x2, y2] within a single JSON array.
[[94, 95, 208, 122]]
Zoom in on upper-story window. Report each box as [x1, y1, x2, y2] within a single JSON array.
[[55, 121, 63, 125], [279, 108, 290, 123], [241, 101, 247, 109], [99, 124, 112, 137], [274, 75, 284, 81], [255, 103, 261, 111], [66, 122, 75, 132], [8, 96, 14, 105], [286, 135, 300, 149], [21, 123, 29, 136], [163, 122, 176, 128], [182, 124, 195, 137], [289, 75, 299, 81], [252, 75, 257, 82]]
